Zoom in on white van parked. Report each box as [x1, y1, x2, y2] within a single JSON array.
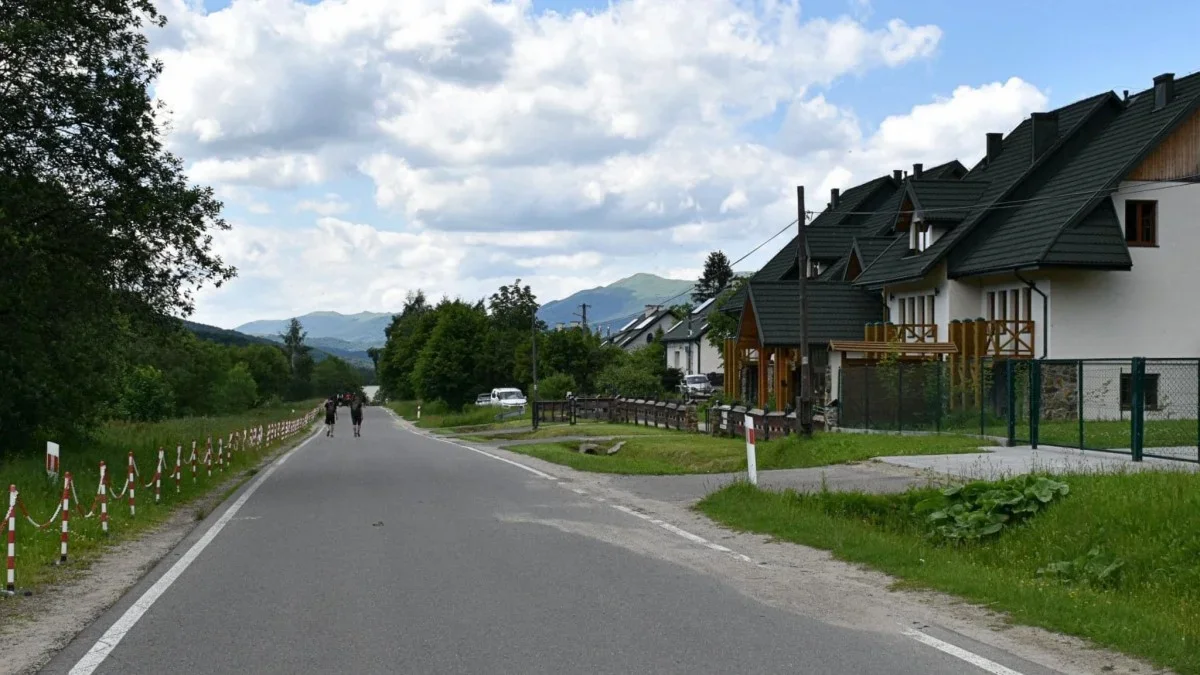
[[490, 387, 527, 408]]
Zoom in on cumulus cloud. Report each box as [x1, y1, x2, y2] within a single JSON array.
[[149, 0, 1048, 324]]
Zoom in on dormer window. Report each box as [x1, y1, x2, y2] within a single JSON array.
[[908, 219, 931, 253]]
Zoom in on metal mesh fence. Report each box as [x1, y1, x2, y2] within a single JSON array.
[[836, 357, 1200, 463]]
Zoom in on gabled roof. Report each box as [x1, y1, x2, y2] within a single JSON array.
[[661, 317, 710, 342], [612, 308, 675, 348], [906, 179, 990, 223], [949, 73, 1200, 277], [744, 281, 883, 345], [854, 92, 1112, 288]]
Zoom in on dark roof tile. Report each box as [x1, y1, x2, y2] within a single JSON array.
[[746, 281, 883, 345]]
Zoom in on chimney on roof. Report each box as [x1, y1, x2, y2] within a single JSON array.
[[645, 304, 660, 317], [830, 188, 840, 208], [912, 163, 923, 178], [1123, 89, 1129, 102], [893, 169, 903, 183], [986, 132, 1004, 164], [1031, 111, 1059, 160], [1154, 73, 1175, 110]]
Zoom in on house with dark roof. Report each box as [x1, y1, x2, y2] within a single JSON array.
[[717, 69, 1200, 415], [716, 161, 967, 406], [661, 297, 722, 377], [601, 305, 677, 352], [841, 71, 1200, 418]]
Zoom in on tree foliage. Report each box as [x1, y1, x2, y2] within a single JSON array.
[[706, 275, 749, 351], [1, 0, 234, 446], [693, 251, 734, 303]]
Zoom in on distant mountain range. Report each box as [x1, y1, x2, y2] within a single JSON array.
[[537, 273, 696, 335], [224, 273, 705, 354], [183, 319, 375, 368], [235, 311, 392, 351]]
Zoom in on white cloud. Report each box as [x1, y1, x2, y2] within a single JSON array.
[[296, 194, 352, 216], [148, 0, 1049, 324]]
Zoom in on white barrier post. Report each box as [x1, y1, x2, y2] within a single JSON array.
[[59, 473, 71, 563], [5, 485, 16, 594], [154, 448, 164, 503], [127, 452, 136, 517], [175, 445, 182, 493], [744, 412, 758, 486], [98, 463, 109, 535]]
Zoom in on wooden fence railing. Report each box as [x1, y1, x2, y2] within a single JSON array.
[[533, 397, 699, 432]]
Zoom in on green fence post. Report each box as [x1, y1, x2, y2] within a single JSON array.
[[1005, 360, 1016, 445], [935, 361, 943, 434], [1077, 360, 1085, 450], [1195, 358, 1199, 462], [979, 366, 986, 438], [1131, 357, 1145, 462], [1030, 360, 1041, 449], [897, 365, 903, 433]]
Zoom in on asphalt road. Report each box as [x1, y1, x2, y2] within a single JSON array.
[[43, 410, 1046, 675]]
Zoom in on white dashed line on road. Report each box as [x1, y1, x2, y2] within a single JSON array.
[[902, 629, 1026, 675], [610, 504, 753, 563]]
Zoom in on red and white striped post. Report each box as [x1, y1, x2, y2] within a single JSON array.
[[175, 445, 182, 494], [154, 448, 164, 504], [127, 452, 137, 517], [6, 485, 17, 593], [98, 462, 109, 535], [205, 441, 213, 479], [60, 473, 71, 563], [218, 438, 225, 472]]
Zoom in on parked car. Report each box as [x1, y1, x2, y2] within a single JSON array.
[[490, 387, 527, 408], [475, 393, 491, 406], [679, 374, 713, 399]]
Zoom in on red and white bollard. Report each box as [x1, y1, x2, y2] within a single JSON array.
[[60, 473, 71, 563], [127, 452, 137, 517], [154, 448, 164, 504], [6, 485, 17, 594], [175, 445, 182, 493], [218, 438, 225, 472], [205, 441, 213, 479], [98, 462, 109, 536]]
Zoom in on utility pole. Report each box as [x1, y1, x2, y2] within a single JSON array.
[[797, 186, 813, 437], [531, 316, 539, 430], [574, 303, 591, 331]]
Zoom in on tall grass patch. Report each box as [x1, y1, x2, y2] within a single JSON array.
[[698, 470, 1200, 674]]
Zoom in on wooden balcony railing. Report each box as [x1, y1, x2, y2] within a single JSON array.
[[985, 319, 1035, 357], [863, 323, 938, 344]]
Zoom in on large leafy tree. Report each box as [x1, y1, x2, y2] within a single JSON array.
[[693, 251, 734, 303], [412, 301, 490, 409], [0, 0, 233, 446], [379, 290, 435, 400]]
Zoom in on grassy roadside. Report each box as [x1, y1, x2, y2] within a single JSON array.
[[0, 402, 319, 594], [697, 472, 1200, 674], [505, 432, 992, 475], [388, 400, 532, 431]]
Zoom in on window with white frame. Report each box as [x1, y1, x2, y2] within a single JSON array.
[[908, 218, 932, 252], [896, 294, 936, 327]]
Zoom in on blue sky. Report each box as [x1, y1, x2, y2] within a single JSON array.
[[168, 0, 1200, 328]]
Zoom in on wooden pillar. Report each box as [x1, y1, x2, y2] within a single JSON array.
[[758, 347, 769, 407]]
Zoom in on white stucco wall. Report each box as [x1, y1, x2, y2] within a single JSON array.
[[622, 315, 678, 352], [667, 338, 723, 375], [1048, 181, 1200, 359]]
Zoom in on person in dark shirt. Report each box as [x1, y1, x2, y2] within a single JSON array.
[[350, 396, 364, 437], [324, 397, 338, 437]]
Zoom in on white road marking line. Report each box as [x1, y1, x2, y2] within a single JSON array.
[[387, 411, 558, 481], [902, 629, 1026, 675], [571, 488, 587, 495], [69, 428, 322, 675], [610, 504, 753, 562]]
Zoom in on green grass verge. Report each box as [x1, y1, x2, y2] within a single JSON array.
[[492, 423, 673, 441], [0, 402, 319, 594], [697, 473, 1200, 674], [505, 432, 991, 475], [388, 400, 532, 430]]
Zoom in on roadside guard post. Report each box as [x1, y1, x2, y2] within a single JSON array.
[[46, 441, 60, 479], [744, 413, 758, 486]]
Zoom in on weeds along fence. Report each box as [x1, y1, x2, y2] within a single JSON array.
[[3, 408, 320, 595], [836, 358, 1200, 463]]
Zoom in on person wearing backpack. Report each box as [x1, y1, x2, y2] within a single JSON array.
[[350, 395, 364, 437], [324, 396, 338, 437]]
